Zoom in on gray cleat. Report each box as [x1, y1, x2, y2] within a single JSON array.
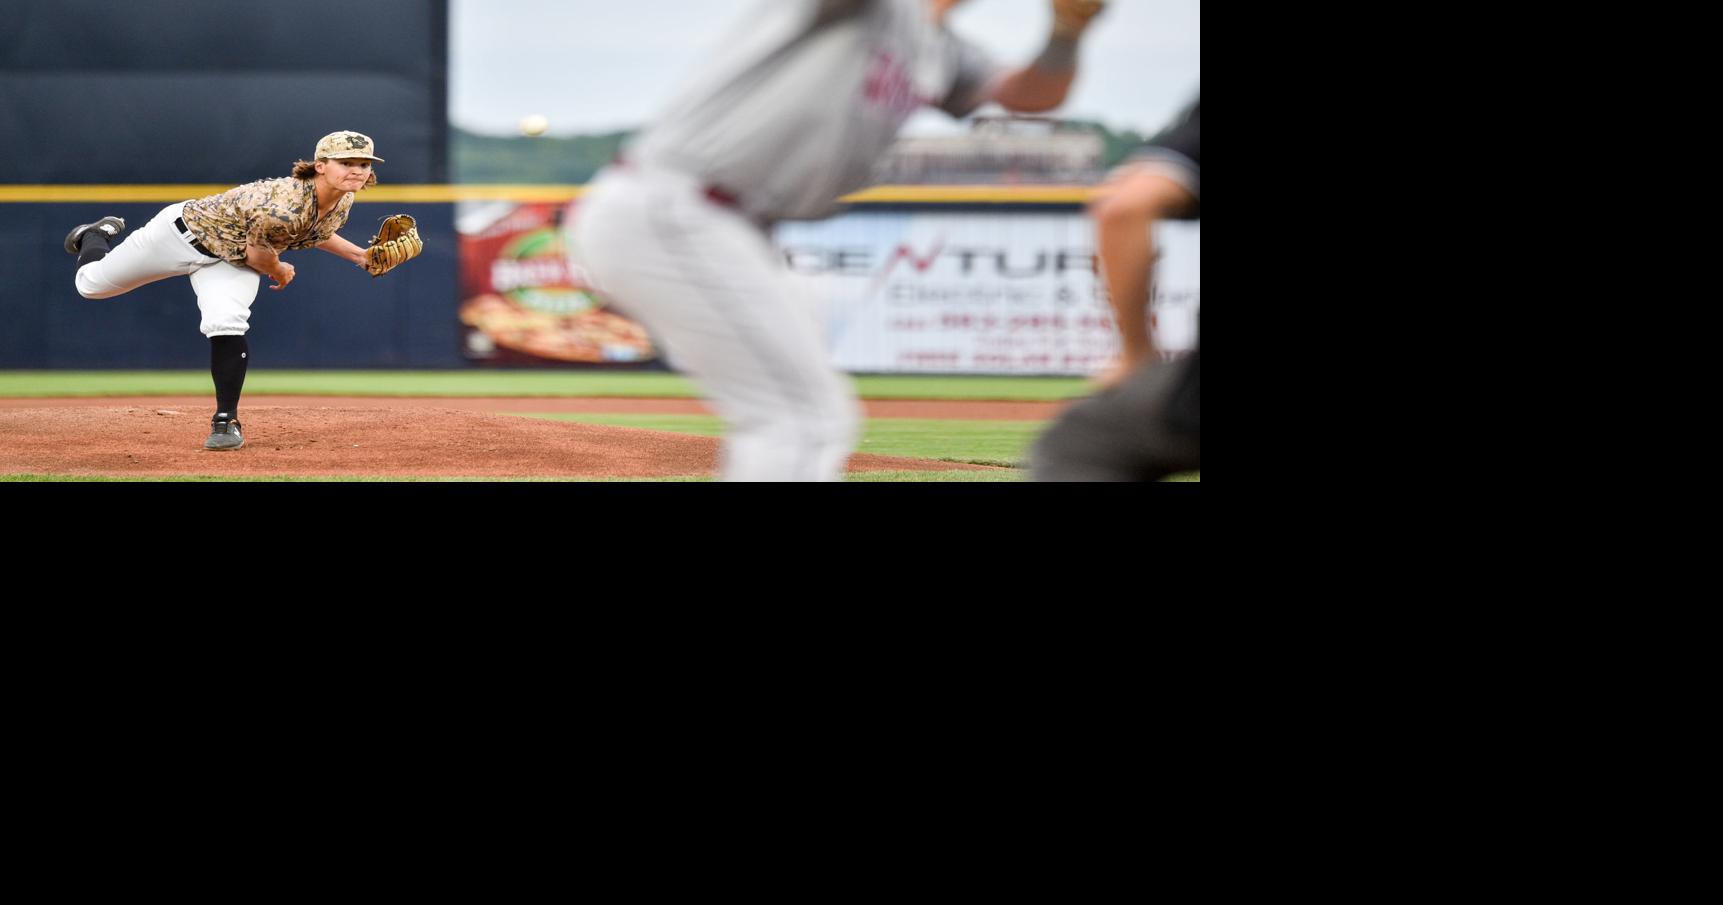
[[65, 216, 126, 255], [204, 417, 244, 451]]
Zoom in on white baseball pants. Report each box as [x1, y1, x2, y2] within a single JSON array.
[[572, 166, 860, 482], [74, 201, 261, 337]]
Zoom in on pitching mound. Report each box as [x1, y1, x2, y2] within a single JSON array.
[[0, 406, 1006, 479]]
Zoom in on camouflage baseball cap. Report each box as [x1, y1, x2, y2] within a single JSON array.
[[314, 130, 386, 162]]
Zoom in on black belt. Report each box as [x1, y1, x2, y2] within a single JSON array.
[[174, 217, 217, 259]]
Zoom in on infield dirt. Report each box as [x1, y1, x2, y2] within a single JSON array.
[[0, 400, 1031, 478]]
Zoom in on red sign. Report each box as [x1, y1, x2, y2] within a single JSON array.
[[457, 201, 656, 365]]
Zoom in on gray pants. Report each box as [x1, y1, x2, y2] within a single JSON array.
[[1029, 355, 1201, 482], [572, 165, 860, 482]]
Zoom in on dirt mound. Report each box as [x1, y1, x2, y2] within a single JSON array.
[[0, 406, 1005, 479]]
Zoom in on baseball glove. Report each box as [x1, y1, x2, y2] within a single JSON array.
[[365, 214, 423, 278], [1052, 0, 1106, 38]]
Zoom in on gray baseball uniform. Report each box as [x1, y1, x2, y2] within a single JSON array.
[[572, 0, 1002, 481], [629, 0, 1001, 222]]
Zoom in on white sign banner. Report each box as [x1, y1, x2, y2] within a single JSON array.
[[774, 212, 1198, 375]]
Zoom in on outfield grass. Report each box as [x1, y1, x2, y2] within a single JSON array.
[[0, 370, 1091, 401], [517, 413, 1194, 479]]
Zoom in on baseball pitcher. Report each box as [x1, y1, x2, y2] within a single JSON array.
[[64, 130, 423, 450]]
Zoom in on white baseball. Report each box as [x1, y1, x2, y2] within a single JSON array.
[[520, 114, 550, 137]]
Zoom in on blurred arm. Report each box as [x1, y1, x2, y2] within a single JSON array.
[[987, 0, 1102, 112], [989, 48, 1077, 112], [1088, 165, 1197, 386]]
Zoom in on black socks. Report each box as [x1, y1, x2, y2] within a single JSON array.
[[210, 335, 249, 418], [76, 229, 111, 267]]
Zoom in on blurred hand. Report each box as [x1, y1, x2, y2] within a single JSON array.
[[1052, 0, 1106, 39]]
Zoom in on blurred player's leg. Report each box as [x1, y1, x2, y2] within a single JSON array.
[[1028, 354, 1200, 481], [574, 168, 859, 481]]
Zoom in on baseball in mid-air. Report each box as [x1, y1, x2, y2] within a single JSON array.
[[519, 113, 550, 137]]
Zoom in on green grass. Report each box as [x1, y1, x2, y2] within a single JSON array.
[[0, 371, 1091, 401], [518, 412, 1045, 466]]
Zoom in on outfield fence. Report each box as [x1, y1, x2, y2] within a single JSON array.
[[3, 186, 1197, 375]]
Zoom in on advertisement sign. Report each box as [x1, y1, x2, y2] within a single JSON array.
[[456, 200, 657, 365], [456, 202, 1198, 374], [776, 212, 1199, 375]]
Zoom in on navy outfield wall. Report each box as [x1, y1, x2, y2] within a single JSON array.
[[0, 0, 448, 186], [0, 0, 454, 367], [0, 201, 461, 368]]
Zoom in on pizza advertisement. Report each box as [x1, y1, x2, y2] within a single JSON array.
[[455, 200, 658, 366]]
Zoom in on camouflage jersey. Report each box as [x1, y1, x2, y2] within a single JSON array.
[[179, 176, 354, 264]]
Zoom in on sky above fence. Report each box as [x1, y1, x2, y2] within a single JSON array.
[[450, 0, 1200, 138]]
